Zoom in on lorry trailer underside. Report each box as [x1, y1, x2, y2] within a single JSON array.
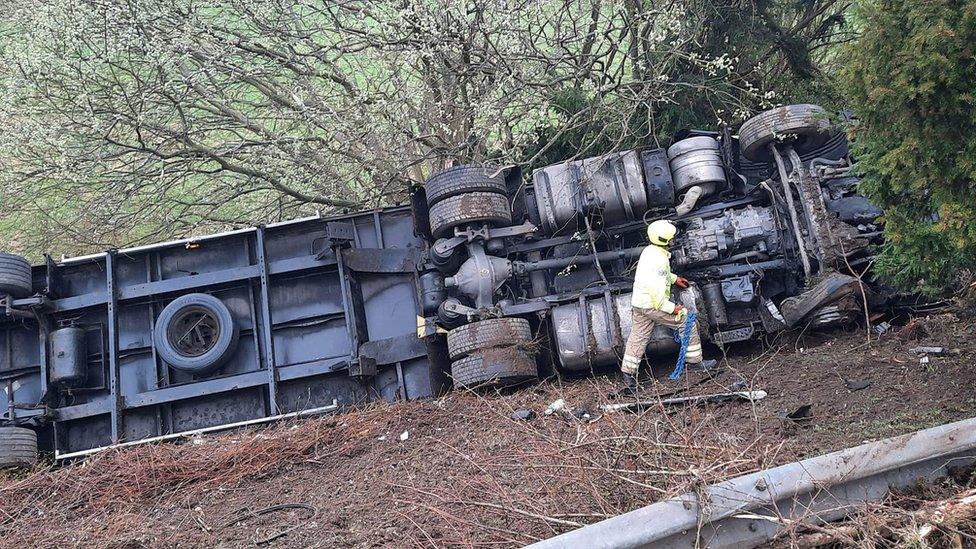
[[0, 104, 915, 461]]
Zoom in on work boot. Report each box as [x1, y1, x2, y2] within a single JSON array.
[[621, 372, 639, 396], [687, 359, 718, 371]]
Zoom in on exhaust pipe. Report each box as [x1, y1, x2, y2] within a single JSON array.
[[674, 183, 714, 216]]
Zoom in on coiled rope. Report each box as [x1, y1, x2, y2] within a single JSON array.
[[668, 310, 697, 381]]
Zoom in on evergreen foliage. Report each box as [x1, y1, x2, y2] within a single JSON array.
[[841, 0, 976, 296]]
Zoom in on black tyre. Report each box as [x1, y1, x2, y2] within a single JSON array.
[[447, 317, 532, 360], [738, 104, 833, 161], [0, 252, 32, 298], [0, 426, 38, 469], [428, 192, 512, 239], [154, 293, 239, 375], [425, 165, 508, 206], [451, 348, 538, 389]]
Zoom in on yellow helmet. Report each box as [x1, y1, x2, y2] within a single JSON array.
[[647, 219, 677, 247]]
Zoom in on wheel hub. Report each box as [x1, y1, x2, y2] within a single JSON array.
[[167, 306, 221, 357]]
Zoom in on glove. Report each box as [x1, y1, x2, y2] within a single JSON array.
[[674, 276, 689, 288], [673, 305, 688, 322]]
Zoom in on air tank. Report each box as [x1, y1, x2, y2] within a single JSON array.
[[50, 326, 87, 389]]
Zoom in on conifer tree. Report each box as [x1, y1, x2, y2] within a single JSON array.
[[841, 0, 976, 295]]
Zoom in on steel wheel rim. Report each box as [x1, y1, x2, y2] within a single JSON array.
[[167, 305, 221, 357]]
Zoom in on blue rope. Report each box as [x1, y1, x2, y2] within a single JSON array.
[[668, 310, 697, 381]]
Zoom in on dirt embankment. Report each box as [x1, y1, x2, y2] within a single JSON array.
[[1, 313, 974, 548]]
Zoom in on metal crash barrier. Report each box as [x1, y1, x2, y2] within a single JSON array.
[[528, 416, 976, 548]]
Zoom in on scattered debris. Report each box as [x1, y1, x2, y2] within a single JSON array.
[[844, 378, 872, 391], [571, 408, 597, 423], [512, 409, 536, 421], [728, 379, 749, 392], [911, 346, 957, 356], [399, 431, 409, 442], [544, 399, 567, 415], [601, 390, 766, 413], [779, 404, 814, 423], [872, 321, 892, 336]]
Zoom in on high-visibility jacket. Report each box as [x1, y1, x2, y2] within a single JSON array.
[[631, 244, 678, 313]]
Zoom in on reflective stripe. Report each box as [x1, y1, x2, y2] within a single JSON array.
[[622, 354, 641, 374], [687, 344, 702, 351], [686, 350, 702, 359]]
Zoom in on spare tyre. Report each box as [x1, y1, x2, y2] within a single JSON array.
[[0, 252, 33, 298], [425, 165, 508, 206], [154, 293, 239, 375], [0, 426, 38, 469], [738, 104, 833, 162], [428, 192, 512, 239], [451, 348, 538, 390], [447, 317, 532, 361]]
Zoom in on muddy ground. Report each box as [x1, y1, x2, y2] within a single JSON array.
[[1, 312, 974, 548]]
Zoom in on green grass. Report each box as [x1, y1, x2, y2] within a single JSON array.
[[852, 408, 951, 441]]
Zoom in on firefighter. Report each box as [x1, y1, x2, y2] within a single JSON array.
[[621, 219, 716, 390]]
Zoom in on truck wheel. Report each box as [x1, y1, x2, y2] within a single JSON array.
[[154, 293, 240, 375], [0, 426, 38, 469], [425, 165, 508, 206], [738, 104, 833, 162], [451, 348, 538, 389], [0, 253, 33, 298], [428, 192, 512, 239], [447, 317, 532, 361]]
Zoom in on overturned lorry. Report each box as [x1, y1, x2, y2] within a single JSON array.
[[420, 104, 891, 378], [0, 104, 895, 464]]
